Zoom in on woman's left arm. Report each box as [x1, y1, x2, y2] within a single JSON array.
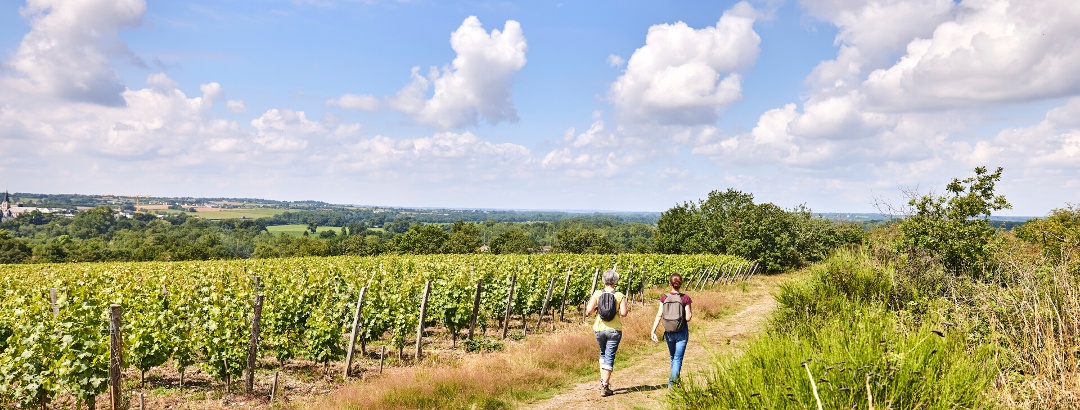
[[585, 291, 598, 315]]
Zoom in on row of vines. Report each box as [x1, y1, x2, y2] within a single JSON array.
[[0, 253, 748, 408]]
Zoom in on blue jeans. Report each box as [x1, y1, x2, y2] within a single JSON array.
[[594, 329, 622, 371], [665, 327, 688, 386]]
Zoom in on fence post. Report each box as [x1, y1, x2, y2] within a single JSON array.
[[635, 267, 643, 306], [416, 281, 431, 361], [109, 304, 123, 410], [344, 286, 367, 378], [379, 346, 386, 374], [468, 279, 483, 340], [245, 294, 263, 394], [536, 277, 556, 330], [583, 268, 599, 323], [502, 272, 517, 339], [558, 268, 571, 321], [50, 288, 58, 317]]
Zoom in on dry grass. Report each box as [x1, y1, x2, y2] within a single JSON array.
[[309, 282, 757, 410], [314, 317, 619, 409], [985, 239, 1080, 408]]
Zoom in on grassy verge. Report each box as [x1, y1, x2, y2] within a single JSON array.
[[671, 249, 1001, 409]]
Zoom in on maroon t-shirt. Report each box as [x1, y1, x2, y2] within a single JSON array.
[[660, 292, 692, 332], [660, 292, 692, 306]]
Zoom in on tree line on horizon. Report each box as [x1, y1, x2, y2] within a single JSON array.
[[0, 190, 868, 272]]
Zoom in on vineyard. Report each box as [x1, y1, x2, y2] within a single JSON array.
[[0, 253, 752, 409]]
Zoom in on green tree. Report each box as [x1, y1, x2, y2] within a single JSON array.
[[656, 188, 859, 273], [392, 224, 449, 254], [553, 228, 614, 254], [489, 229, 534, 254], [444, 221, 482, 253], [1014, 205, 1080, 270], [68, 206, 116, 240], [899, 166, 1011, 278], [0, 230, 31, 263]]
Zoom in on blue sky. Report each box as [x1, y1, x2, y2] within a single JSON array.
[[1, 0, 1078, 215]]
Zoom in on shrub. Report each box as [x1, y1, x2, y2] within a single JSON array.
[[897, 166, 1011, 279]]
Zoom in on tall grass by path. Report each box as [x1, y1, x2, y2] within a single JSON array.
[[671, 304, 998, 409], [671, 249, 1001, 409]]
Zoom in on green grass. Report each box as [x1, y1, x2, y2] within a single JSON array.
[[192, 208, 284, 220], [266, 224, 343, 236], [670, 249, 1001, 409]]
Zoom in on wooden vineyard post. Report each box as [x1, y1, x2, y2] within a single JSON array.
[[748, 262, 759, 280], [639, 267, 647, 306], [624, 268, 633, 306], [379, 346, 386, 374], [536, 277, 556, 330], [502, 272, 517, 339], [705, 266, 717, 289], [50, 288, 58, 317], [558, 268, 571, 321], [415, 281, 431, 361], [344, 286, 367, 378], [270, 372, 279, 403], [245, 294, 263, 394], [729, 263, 742, 285], [583, 268, 599, 323], [695, 267, 706, 290], [468, 279, 483, 340], [109, 304, 123, 410]]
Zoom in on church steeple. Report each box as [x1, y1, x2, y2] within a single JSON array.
[[1, 191, 10, 222]]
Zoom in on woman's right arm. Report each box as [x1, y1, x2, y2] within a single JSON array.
[[650, 302, 663, 342]]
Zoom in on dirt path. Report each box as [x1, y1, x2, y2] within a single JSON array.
[[520, 274, 789, 410]]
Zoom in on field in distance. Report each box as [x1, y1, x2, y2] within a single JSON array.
[[140, 204, 285, 220], [266, 224, 343, 236]]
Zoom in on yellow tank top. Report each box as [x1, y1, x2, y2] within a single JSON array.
[[592, 290, 625, 332]]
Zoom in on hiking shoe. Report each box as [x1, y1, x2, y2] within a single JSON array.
[[601, 383, 614, 397]]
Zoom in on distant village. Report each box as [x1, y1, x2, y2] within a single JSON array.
[[0, 191, 250, 222], [1, 191, 75, 222]]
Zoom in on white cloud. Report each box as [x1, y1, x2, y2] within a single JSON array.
[[563, 120, 618, 149], [327, 93, 379, 111], [332, 131, 533, 180], [0, 72, 243, 164], [6, 0, 146, 106], [250, 109, 322, 152], [388, 16, 527, 130], [982, 98, 1080, 169], [705, 0, 1080, 176], [539, 120, 650, 178], [802, 0, 955, 89], [864, 0, 1080, 110], [607, 54, 625, 67], [609, 1, 760, 126], [540, 148, 629, 179], [227, 100, 246, 113]]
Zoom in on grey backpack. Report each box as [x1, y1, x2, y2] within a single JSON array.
[[597, 290, 618, 322], [661, 293, 685, 332]]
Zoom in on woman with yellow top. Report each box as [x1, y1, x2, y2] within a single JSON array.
[[585, 268, 629, 397]]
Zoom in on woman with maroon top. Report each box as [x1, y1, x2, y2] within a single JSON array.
[[650, 273, 693, 388]]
